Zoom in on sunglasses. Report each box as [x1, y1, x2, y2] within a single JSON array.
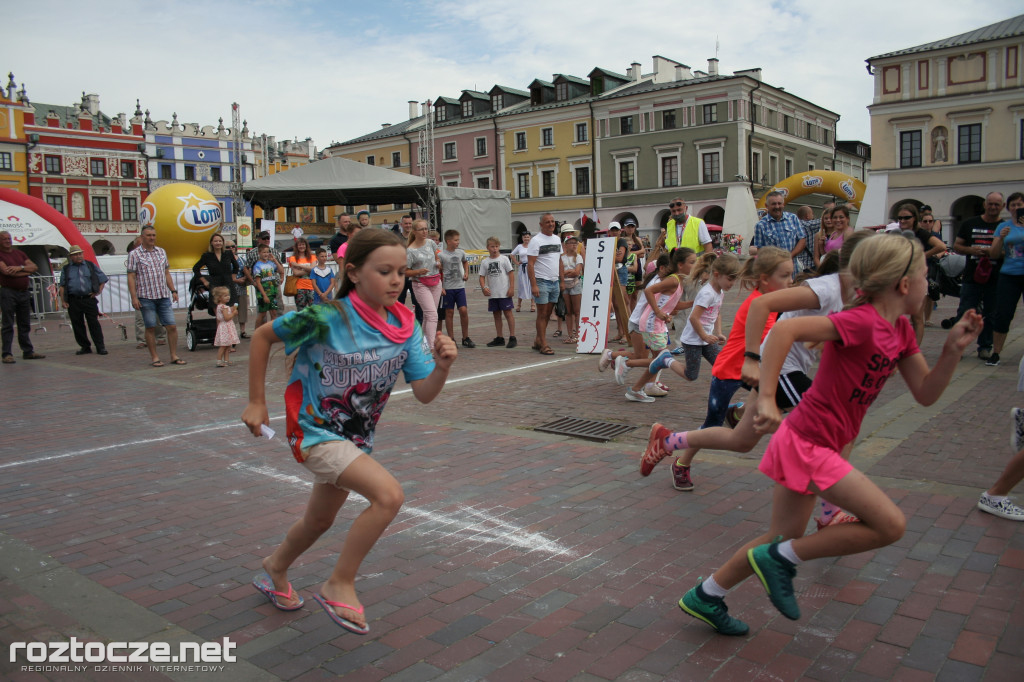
[[669, 202, 684, 208], [921, 218, 934, 224], [897, 215, 914, 221]]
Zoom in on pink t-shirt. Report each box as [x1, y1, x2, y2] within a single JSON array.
[[784, 304, 919, 450]]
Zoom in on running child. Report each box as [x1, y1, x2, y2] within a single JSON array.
[[212, 286, 239, 367], [598, 248, 697, 402], [242, 229, 458, 634], [439, 229, 475, 348], [675, 234, 982, 636], [252, 243, 285, 328], [479, 236, 517, 348], [654, 246, 793, 491], [311, 248, 337, 303], [648, 253, 740, 385]]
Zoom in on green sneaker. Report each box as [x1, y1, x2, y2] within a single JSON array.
[[747, 543, 800, 620], [678, 583, 749, 636]]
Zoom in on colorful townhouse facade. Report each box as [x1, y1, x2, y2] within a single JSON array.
[[25, 92, 147, 255], [0, 75, 31, 193], [861, 13, 1024, 241], [144, 110, 256, 238], [329, 54, 845, 242]]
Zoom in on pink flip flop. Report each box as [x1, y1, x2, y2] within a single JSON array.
[[313, 593, 370, 635], [252, 573, 304, 611]]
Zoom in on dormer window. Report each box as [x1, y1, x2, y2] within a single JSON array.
[[491, 94, 503, 112], [591, 76, 604, 96], [435, 107, 447, 123], [462, 100, 473, 117], [530, 88, 542, 106], [556, 82, 568, 101]]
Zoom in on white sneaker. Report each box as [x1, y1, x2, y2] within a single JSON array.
[[1012, 407, 1024, 452], [614, 355, 629, 385], [977, 494, 1024, 521], [598, 349, 613, 372], [625, 388, 655, 403], [644, 382, 668, 397]]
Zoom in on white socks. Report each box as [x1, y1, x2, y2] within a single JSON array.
[[777, 540, 803, 565]]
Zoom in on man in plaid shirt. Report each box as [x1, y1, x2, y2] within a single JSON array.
[[127, 226, 184, 367], [750, 191, 807, 273]]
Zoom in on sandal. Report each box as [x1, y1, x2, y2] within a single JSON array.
[[313, 594, 369, 635], [553, 330, 562, 338], [252, 573, 304, 611], [539, 346, 555, 355], [563, 335, 577, 344]]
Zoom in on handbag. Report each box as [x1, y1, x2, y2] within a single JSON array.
[[973, 257, 993, 284], [283, 274, 299, 296]]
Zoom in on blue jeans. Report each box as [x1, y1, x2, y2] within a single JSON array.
[[701, 377, 744, 429]]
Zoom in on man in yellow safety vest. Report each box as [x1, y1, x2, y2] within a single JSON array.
[[665, 198, 713, 253]]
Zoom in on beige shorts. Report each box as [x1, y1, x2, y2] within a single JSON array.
[[301, 440, 365, 489]]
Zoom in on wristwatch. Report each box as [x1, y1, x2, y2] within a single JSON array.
[[170, 289, 178, 294]]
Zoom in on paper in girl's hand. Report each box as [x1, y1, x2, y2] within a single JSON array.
[[260, 424, 276, 439]]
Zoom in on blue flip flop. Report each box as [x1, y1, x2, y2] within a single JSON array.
[[313, 593, 370, 635], [252, 573, 304, 611]]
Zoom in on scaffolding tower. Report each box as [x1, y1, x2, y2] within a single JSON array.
[[230, 102, 245, 230], [417, 100, 439, 230]]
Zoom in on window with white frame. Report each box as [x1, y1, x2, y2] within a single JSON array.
[[620, 116, 634, 135], [491, 94, 503, 112], [462, 100, 473, 117], [785, 158, 793, 178], [443, 142, 457, 160], [541, 127, 553, 147], [957, 124, 981, 164], [476, 176, 490, 189], [555, 82, 568, 101], [475, 137, 487, 157], [661, 156, 679, 187], [702, 104, 718, 124], [701, 153, 721, 183], [768, 154, 778, 184], [542, 170, 555, 197], [662, 110, 676, 130], [751, 151, 762, 183], [45, 155, 61, 174], [45, 195, 64, 214], [91, 158, 105, 177], [575, 167, 590, 195], [91, 196, 109, 220], [619, 160, 635, 191], [575, 122, 588, 143], [392, 151, 401, 167], [120, 160, 134, 178], [122, 197, 138, 221], [435, 107, 447, 123], [517, 172, 530, 198], [515, 132, 527, 150], [0, 152, 11, 171], [900, 130, 922, 168]]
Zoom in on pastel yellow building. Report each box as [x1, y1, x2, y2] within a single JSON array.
[[0, 76, 31, 193]]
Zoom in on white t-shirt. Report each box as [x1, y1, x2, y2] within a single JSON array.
[[680, 282, 724, 346], [526, 232, 562, 281], [511, 244, 528, 266], [479, 255, 513, 299], [761, 273, 843, 375]]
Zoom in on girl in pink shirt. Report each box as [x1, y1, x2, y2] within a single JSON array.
[[673, 233, 982, 636]]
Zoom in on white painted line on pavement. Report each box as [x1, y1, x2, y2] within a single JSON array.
[[389, 355, 579, 395]]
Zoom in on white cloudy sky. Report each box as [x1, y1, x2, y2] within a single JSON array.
[[4, 0, 1021, 150]]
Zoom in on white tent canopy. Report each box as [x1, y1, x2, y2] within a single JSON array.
[[435, 186, 511, 251]]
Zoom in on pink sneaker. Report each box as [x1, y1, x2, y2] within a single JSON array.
[[641, 423, 671, 476], [815, 510, 860, 531]]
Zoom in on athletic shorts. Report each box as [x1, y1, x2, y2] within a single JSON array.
[[775, 371, 812, 410], [488, 297, 514, 312], [640, 331, 669, 352], [758, 420, 853, 495], [442, 288, 467, 310], [301, 440, 365, 489]]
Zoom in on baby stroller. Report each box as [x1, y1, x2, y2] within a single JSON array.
[[184, 274, 218, 351], [930, 251, 966, 329]]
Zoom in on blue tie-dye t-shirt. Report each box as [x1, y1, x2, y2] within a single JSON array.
[[272, 298, 434, 461]]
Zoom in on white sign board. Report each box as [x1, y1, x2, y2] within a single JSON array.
[[577, 237, 615, 354], [262, 220, 276, 247]]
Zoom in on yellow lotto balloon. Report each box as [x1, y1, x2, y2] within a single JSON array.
[[755, 170, 866, 210], [139, 183, 224, 269]]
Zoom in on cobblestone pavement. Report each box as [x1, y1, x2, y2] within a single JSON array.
[[1, 293, 1022, 681]]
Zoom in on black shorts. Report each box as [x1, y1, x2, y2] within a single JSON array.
[[775, 371, 812, 410]]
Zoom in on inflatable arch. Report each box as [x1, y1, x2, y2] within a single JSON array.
[[755, 170, 866, 210], [0, 188, 98, 262]]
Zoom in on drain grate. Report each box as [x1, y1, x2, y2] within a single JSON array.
[[535, 416, 637, 442]]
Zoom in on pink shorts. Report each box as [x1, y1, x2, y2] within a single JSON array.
[[758, 420, 853, 495]]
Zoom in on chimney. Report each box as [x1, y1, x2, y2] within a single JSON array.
[[675, 64, 693, 80], [409, 100, 418, 120], [631, 62, 641, 81], [708, 58, 719, 76], [381, 123, 391, 129], [85, 93, 100, 116]]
